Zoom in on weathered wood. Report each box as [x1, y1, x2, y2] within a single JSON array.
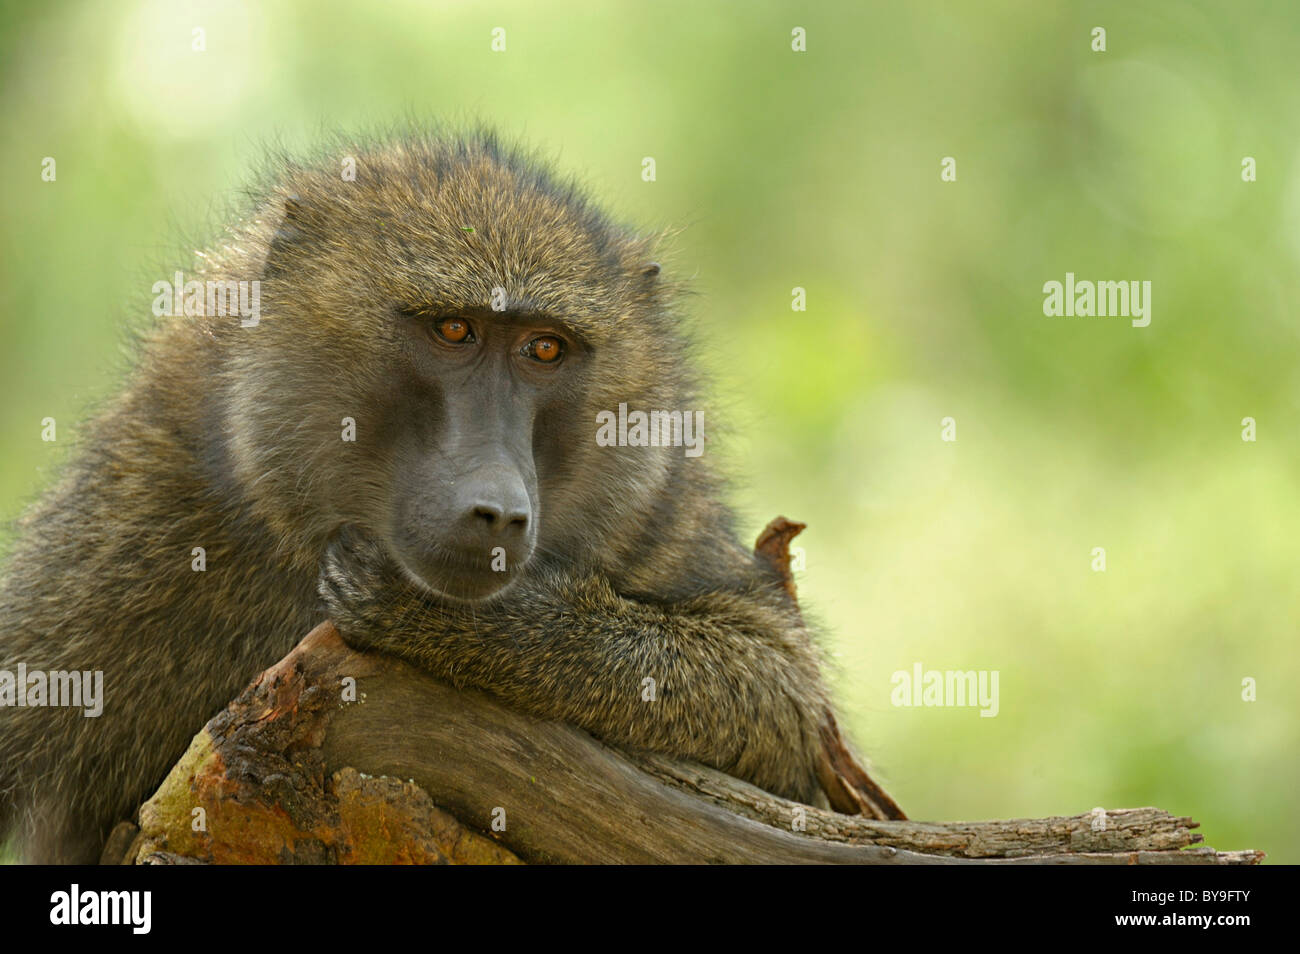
[[759, 515, 906, 820], [634, 756, 1213, 856], [124, 621, 1262, 865], [120, 518, 1261, 865], [123, 626, 522, 865]]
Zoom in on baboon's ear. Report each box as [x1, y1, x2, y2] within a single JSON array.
[[264, 193, 308, 279], [641, 261, 661, 278]]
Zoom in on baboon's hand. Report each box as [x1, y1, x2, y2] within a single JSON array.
[[317, 524, 412, 651]]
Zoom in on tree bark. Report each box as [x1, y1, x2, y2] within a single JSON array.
[[112, 518, 1262, 865], [112, 619, 1260, 865]]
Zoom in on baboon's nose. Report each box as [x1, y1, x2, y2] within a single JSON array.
[[457, 469, 532, 545]]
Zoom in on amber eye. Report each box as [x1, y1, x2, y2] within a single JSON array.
[[434, 317, 474, 343], [526, 335, 564, 363]]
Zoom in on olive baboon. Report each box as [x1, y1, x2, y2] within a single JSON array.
[[0, 130, 896, 864]]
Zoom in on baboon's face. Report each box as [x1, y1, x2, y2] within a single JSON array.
[[232, 142, 683, 599], [380, 307, 587, 602]]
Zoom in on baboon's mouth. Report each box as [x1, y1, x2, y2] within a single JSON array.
[[391, 548, 523, 605]]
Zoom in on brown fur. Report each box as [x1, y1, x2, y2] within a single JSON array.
[[0, 129, 834, 863]]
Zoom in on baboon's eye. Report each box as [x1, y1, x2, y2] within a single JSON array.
[[524, 335, 564, 364], [435, 317, 474, 343]]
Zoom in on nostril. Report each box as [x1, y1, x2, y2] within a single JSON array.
[[470, 504, 529, 534]]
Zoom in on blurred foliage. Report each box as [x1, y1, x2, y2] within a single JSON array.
[[1, 0, 1295, 862]]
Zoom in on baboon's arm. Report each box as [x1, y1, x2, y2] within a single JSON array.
[[318, 527, 828, 803]]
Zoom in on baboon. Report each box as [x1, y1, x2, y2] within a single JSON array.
[[0, 130, 895, 864]]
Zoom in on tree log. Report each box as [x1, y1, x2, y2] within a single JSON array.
[[113, 619, 1261, 865], [112, 517, 1262, 865]]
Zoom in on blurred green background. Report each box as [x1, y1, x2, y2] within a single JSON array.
[[1, 0, 1295, 862]]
